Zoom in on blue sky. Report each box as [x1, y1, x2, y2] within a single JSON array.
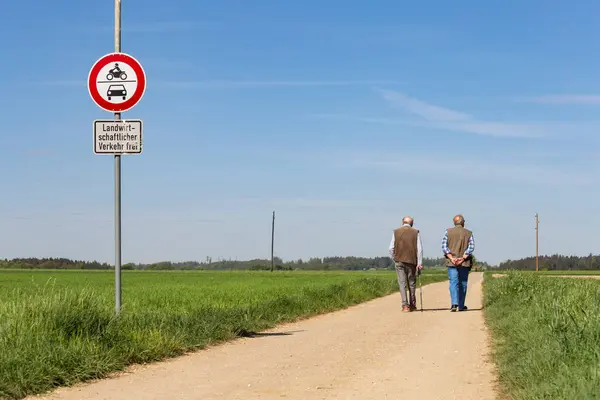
[[1, 0, 599, 266]]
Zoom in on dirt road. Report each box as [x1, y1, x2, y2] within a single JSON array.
[[30, 272, 497, 400]]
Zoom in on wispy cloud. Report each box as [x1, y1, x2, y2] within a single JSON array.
[[376, 89, 544, 138], [273, 198, 382, 208], [144, 59, 195, 70], [32, 57, 196, 87], [236, 196, 381, 209], [32, 79, 403, 89], [32, 80, 83, 87], [344, 153, 595, 186], [33, 79, 403, 89], [520, 95, 600, 105], [156, 79, 404, 89], [310, 113, 549, 140], [26, 149, 54, 156], [309, 113, 415, 126], [95, 21, 219, 34], [379, 90, 471, 121]]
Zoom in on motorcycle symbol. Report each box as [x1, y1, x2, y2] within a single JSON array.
[[106, 63, 127, 80]]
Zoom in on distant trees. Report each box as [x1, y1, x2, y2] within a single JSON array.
[[0, 257, 111, 270], [0, 255, 480, 271], [5, 253, 600, 271], [497, 253, 600, 271]]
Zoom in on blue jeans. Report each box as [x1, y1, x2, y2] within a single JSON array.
[[448, 267, 469, 309]]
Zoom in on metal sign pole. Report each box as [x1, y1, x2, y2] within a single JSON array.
[[114, 0, 122, 314]]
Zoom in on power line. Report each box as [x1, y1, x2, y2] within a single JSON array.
[[271, 211, 275, 272]]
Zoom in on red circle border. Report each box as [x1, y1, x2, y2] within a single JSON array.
[[88, 52, 146, 113]]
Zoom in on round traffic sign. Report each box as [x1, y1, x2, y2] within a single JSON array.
[[88, 52, 146, 113]]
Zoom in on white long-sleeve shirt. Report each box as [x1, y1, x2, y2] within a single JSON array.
[[388, 224, 423, 265]]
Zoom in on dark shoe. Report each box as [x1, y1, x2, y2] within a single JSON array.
[[450, 305, 458, 312], [459, 306, 468, 311], [409, 304, 417, 311]]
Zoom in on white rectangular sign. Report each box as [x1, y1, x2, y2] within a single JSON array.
[[94, 119, 143, 154]]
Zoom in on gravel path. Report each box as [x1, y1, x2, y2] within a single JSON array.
[[30, 272, 497, 400]]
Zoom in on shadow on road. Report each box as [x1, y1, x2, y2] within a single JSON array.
[[236, 329, 305, 338], [418, 307, 483, 312]]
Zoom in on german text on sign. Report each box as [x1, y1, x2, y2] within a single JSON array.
[[94, 120, 143, 155]]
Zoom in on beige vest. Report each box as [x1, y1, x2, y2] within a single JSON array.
[[393, 226, 418, 265]]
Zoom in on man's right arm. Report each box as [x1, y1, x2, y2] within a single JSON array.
[[464, 233, 475, 257], [388, 234, 395, 259], [417, 232, 423, 268]]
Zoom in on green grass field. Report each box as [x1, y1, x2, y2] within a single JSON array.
[[483, 271, 600, 399], [0, 269, 446, 399]]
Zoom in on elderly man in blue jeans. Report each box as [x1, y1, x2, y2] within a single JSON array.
[[441, 214, 475, 312]]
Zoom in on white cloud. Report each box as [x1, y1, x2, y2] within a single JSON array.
[[379, 89, 471, 121], [33, 79, 404, 89], [521, 95, 600, 105], [310, 112, 548, 139], [33, 80, 83, 87], [235, 196, 383, 209], [94, 21, 219, 34], [273, 198, 382, 208], [344, 154, 595, 186], [26, 149, 54, 156], [376, 89, 545, 138], [124, 21, 211, 33], [155, 80, 404, 89]]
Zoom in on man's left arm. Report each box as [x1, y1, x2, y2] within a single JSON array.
[[463, 233, 475, 258], [442, 230, 452, 259]]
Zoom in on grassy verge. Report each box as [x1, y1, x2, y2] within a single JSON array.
[[0, 270, 446, 399], [483, 271, 600, 399]]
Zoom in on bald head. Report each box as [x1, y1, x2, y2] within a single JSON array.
[[402, 216, 414, 226], [453, 214, 465, 226]]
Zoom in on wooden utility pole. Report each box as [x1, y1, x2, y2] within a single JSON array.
[[270, 211, 275, 272], [535, 213, 539, 272]]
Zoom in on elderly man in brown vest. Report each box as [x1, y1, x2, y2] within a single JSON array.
[[389, 216, 423, 312], [442, 214, 475, 312]]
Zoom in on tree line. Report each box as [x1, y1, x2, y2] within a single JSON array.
[[4, 254, 600, 271], [497, 254, 600, 271], [0, 255, 490, 271], [0, 258, 112, 270]]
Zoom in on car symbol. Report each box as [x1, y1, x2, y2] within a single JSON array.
[[107, 84, 127, 100]]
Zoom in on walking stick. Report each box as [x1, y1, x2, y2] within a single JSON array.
[[418, 269, 423, 312]]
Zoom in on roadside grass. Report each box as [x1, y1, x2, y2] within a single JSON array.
[[0, 270, 446, 399], [484, 271, 600, 399]]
